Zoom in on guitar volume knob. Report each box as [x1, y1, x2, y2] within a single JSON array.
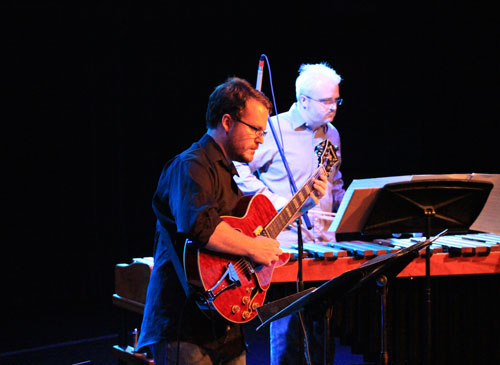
[[241, 296, 250, 305], [231, 305, 240, 314]]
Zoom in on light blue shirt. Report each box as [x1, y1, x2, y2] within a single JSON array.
[[234, 103, 345, 244]]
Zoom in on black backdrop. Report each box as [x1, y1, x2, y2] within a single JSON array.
[[3, 0, 499, 343]]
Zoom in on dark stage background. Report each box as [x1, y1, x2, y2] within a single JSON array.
[[3, 1, 499, 362]]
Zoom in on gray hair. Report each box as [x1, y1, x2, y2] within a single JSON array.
[[295, 62, 342, 101]]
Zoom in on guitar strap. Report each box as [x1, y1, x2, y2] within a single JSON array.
[[155, 221, 191, 298]]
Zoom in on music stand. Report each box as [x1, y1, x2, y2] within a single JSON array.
[[257, 231, 448, 365], [361, 179, 493, 364], [362, 180, 493, 236]]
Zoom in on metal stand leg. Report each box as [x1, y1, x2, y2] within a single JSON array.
[[377, 274, 389, 365], [424, 211, 434, 365], [323, 304, 334, 365]]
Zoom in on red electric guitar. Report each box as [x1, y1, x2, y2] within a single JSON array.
[[183, 140, 338, 323]]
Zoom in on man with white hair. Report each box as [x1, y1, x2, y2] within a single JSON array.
[[234, 62, 346, 364]]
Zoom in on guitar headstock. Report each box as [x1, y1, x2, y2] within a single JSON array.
[[315, 140, 339, 176]]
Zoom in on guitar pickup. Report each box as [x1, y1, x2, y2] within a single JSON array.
[[253, 225, 264, 236]]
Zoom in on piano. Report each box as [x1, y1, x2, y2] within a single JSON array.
[[112, 174, 500, 364]]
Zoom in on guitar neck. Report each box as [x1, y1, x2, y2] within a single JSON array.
[[264, 166, 326, 239]]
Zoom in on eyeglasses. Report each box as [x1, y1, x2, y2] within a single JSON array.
[[233, 117, 268, 138], [303, 95, 343, 108]]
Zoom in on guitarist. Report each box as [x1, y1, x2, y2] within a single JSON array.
[[234, 63, 346, 365], [135, 77, 328, 365]]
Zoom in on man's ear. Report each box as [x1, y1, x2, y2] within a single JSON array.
[[299, 95, 308, 108], [221, 113, 233, 133]]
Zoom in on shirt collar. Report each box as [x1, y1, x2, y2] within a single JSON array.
[[202, 134, 239, 176], [288, 102, 308, 130], [288, 102, 329, 133]]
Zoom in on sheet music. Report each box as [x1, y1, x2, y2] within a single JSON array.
[[329, 173, 500, 235], [468, 174, 500, 234]]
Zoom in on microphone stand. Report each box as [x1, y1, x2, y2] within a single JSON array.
[[296, 216, 308, 365], [256, 54, 311, 362], [257, 54, 312, 230], [263, 54, 312, 295], [268, 116, 311, 365]]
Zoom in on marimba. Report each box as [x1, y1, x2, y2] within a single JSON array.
[[112, 233, 500, 364], [113, 233, 500, 304], [274, 232, 500, 281], [276, 233, 500, 365]]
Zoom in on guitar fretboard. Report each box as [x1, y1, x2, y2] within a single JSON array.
[[264, 166, 326, 239]]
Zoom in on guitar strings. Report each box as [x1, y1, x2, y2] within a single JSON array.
[[265, 165, 326, 238], [233, 257, 253, 277]]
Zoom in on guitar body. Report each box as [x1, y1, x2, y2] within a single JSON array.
[[183, 140, 338, 323], [184, 194, 290, 323]]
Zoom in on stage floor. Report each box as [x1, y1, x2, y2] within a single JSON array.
[[1, 308, 373, 365]]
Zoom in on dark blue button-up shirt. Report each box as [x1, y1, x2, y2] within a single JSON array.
[[136, 134, 245, 356]]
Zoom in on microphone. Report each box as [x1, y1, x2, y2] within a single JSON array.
[[255, 55, 265, 91]]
